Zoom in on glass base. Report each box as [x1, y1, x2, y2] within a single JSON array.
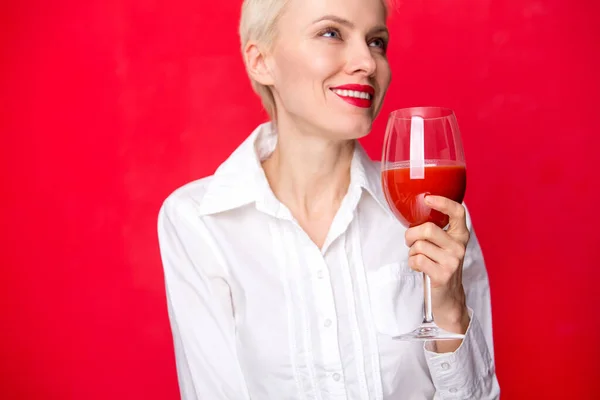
[[392, 322, 465, 341]]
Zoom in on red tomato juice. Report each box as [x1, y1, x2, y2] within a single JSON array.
[[381, 163, 467, 228]]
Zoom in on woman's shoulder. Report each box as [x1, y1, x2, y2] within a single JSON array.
[[159, 175, 215, 219]]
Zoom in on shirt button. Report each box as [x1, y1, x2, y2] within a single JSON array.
[[317, 270, 324, 279], [324, 319, 332, 328], [441, 362, 450, 370], [449, 388, 458, 393], [332, 373, 341, 382]]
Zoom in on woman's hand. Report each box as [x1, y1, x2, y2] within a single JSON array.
[[405, 195, 471, 352]]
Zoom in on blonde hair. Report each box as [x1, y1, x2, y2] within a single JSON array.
[[239, 0, 290, 120], [239, 0, 392, 120]]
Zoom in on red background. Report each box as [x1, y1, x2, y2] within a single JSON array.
[[1, 0, 599, 399]]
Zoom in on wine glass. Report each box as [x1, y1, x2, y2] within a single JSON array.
[[381, 106, 467, 341]]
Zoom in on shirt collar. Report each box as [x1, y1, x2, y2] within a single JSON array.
[[198, 121, 392, 217]]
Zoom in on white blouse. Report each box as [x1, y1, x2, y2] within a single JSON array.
[[157, 122, 499, 399]]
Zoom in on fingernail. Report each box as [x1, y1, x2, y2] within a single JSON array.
[[424, 196, 434, 205]]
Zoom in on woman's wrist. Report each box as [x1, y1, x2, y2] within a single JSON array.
[[435, 302, 470, 334]]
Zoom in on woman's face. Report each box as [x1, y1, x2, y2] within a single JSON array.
[[267, 0, 391, 140]]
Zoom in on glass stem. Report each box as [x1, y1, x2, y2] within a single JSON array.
[[423, 272, 434, 324]]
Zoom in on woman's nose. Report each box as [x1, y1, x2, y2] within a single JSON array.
[[345, 42, 377, 77]]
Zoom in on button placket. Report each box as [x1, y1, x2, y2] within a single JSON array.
[[308, 248, 341, 372], [312, 251, 335, 331]]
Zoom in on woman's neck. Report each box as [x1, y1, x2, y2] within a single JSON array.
[[261, 119, 355, 229]]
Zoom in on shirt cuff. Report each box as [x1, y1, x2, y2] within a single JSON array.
[[423, 307, 495, 399]]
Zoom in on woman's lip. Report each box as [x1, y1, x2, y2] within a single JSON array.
[[330, 84, 375, 96], [331, 90, 373, 109]]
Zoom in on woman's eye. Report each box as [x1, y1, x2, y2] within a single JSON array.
[[321, 29, 341, 39], [369, 38, 387, 49]]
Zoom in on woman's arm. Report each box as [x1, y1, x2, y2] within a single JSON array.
[[157, 194, 250, 400], [405, 199, 500, 399], [425, 224, 499, 399]]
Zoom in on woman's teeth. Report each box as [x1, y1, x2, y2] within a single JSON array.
[[332, 89, 372, 100]]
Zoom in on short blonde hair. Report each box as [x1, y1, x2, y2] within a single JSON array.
[[239, 0, 290, 120], [239, 0, 392, 120]]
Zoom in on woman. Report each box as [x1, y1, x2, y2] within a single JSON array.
[[157, 0, 499, 398]]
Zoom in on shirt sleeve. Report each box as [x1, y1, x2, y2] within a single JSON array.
[[157, 194, 251, 400], [423, 206, 500, 399]]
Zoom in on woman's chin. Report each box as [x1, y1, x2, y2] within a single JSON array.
[[330, 117, 373, 140]]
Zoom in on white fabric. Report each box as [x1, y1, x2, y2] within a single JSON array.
[[157, 122, 500, 400]]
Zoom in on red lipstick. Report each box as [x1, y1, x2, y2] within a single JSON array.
[[330, 84, 375, 108]]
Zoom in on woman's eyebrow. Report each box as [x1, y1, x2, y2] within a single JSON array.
[[310, 14, 389, 36], [311, 15, 354, 28]]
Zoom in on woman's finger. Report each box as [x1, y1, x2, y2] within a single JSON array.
[[408, 254, 452, 285], [424, 195, 470, 243], [405, 222, 455, 250], [424, 195, 465, 223], [409, 239, 462, 272]]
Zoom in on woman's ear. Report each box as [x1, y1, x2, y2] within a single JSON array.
[[244, 42, 275, 86]]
